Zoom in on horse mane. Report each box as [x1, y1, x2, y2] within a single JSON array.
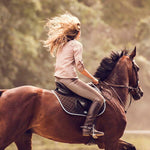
[[94, 50, 128, 81]]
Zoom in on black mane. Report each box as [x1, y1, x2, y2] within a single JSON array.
[[94, 50, 128, 81]]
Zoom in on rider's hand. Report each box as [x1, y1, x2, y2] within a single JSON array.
[[92, 78, 99, 85]]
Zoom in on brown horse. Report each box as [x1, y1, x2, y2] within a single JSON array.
[[0, 48, 143, 150]]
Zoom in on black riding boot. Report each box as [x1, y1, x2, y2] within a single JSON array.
[[81, 101, 104, 138]]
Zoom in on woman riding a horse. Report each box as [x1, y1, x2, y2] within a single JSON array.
[[43, 13, 104, 137]]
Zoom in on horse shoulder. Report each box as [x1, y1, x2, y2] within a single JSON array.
[[101, 100, 127, 137]]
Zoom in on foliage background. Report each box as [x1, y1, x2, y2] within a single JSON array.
[[0, 0, 150, 132]]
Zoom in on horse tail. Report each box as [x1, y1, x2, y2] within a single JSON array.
[[0, 89, 6, 97]]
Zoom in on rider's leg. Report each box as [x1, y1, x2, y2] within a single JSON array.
[[82, 101, 104, 137]]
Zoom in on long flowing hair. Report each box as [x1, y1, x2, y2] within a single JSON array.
[[43, 13, 81, 57]]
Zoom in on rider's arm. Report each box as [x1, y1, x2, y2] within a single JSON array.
[[79, 68, 99, 85]]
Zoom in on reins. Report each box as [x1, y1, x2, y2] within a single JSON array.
[[102, 81, 138, 91], [99, 81, 139, 113]]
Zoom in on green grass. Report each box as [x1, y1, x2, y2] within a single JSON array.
[[5, 134, 150, 150]]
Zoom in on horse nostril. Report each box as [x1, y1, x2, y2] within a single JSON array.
[[139, 87, 144, 97], [141, 91, 144, 97]]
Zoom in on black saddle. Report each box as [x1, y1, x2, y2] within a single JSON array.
[[55, 82, 74, 95], [55, 82, 100, 96], [54, 82, 105, 116]]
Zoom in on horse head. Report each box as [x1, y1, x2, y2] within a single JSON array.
[[94, 47, 143, 108], [117, 47, 143, 101], [127, 47, 143, 100]]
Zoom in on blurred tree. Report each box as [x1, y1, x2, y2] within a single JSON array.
[[136, 16, 150, 41], [0, 0, 104, 88], [0, 0, 150, 92]]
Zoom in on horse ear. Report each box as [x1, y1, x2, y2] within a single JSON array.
[[129, 46, 136, 60]]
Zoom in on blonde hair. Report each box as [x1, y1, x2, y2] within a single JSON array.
[[43, 13, 81, 57]]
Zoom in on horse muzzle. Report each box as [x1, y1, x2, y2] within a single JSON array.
[[130, 87, 143, 100]]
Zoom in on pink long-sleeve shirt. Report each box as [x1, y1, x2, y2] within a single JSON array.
[[54, 40, 85, 78]]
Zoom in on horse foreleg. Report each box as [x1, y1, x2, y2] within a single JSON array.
[[15, 130, 32, 150], [118, 139, 136, 150]]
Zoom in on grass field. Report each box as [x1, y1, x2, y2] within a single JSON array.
[[5, 133, 150, 150]]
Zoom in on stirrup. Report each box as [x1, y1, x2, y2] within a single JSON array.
[[92, 125, 104, 139], [81, 125, 104, 139]]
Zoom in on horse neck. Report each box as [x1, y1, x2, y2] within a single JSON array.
[[105, 64, 129, 106]]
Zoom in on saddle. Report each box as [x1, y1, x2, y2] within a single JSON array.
[[53, 82, 106, 117]]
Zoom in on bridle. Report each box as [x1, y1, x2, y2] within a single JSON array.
[[98, 60, 140, 113], [100, 81, 139, 113]]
